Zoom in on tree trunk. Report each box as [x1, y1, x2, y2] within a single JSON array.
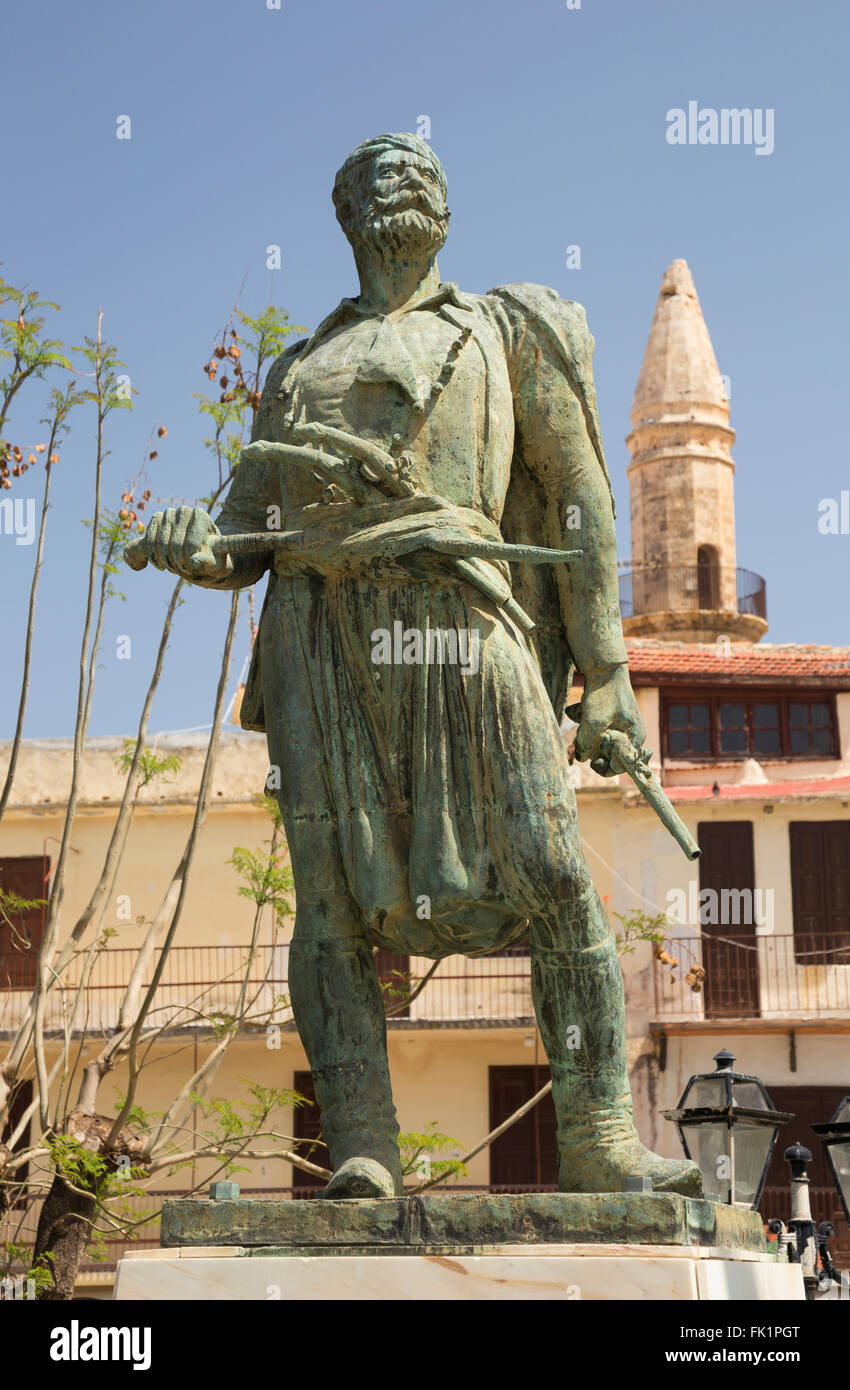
[[33, 1172, 95, 1300]]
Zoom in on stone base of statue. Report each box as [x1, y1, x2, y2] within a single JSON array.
[[112, 1193, 804, 1300]]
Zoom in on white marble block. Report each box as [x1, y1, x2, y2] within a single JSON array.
[[113, 1243, 805, 1301]]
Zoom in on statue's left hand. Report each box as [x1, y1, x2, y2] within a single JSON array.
[[569, 666, 646, 777]]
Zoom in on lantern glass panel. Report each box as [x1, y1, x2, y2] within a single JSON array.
[[833, 1098, 850, 1124], [684, 1077, 728, 1108], [681, 1123, 730, 1202], [829, 1139, 850, 1203], [731, 1081, 769, 1110], [732, 1120, 775, 1206]]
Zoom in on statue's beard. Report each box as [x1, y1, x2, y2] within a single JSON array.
[[357, 192, 449, 261]]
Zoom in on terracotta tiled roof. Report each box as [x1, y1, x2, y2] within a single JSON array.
[[624, 639, 850, 687]]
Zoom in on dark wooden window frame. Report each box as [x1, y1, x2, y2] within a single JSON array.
[[661, 689, 840, 763], [488, 1065, 558, 1189], [1, 1078, 34, 1202], [789, 821, 850, 960], [697, 821, 760, 1019], [292, 1069, 325, 1195], [0, 856, 49, 991]]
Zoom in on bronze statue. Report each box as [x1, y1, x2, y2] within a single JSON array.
[[128, 133, 701, 1201]]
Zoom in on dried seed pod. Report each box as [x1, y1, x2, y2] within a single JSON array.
[[157, 425, 167, 437], [214, 345, 226, 359], [149, 450, 158, 460], [36, 443, 46, 453], [49, 453, 59, 464]]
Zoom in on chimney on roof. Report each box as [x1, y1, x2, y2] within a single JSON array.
[[622, 260, 767, 645]]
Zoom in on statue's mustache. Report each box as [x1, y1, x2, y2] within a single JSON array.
[[367, 189, 447, 221]]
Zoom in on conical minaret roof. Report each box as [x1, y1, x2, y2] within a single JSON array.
[[630, 259, 729, 429], [623, 259, 766, 645]]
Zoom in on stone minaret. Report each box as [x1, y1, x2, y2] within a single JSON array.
[[623, 259, 766, 643]]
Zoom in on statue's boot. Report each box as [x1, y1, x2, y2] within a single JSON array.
[[531, 896, 702, 1197], [288, 931, 404, 1197], [321, 1157, 397, 1199]]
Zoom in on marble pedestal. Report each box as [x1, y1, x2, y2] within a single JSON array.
[[113, 1240, 803, 1301], [112, 1192, 805, 1301]]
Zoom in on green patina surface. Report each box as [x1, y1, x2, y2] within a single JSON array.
[[160, 1193, 770, 1255], [129, 132, 704, 1204]]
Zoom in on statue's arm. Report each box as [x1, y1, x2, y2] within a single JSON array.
[[491, 286, 643, 767]]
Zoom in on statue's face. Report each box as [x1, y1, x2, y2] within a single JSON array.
[[354, 148, 449, 259]]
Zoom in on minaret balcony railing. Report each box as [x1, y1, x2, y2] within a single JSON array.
[[618, 564, 767, 621]]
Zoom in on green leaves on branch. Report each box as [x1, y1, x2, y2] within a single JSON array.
[[399, 1124, 467, 1182], [611, 907, 672, 957], [227, 794, 293, 924], [113, 739, 182, 789]]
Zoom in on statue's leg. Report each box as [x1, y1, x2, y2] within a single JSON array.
[[529, 876, 702, 1196], [260, 578, 403, 1198], [288, 900, 403, 1198]]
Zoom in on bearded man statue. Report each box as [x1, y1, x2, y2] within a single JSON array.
[[133, 133, 701, 1202]]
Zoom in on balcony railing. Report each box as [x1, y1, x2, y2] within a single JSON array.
[[618, 565, 767, 621], [0, 944, 534, 1035], [4, 932, 846, 1034], [653, 931, 850, 1021]]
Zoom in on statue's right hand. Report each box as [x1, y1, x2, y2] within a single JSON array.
[[139, 507, 234, 581]]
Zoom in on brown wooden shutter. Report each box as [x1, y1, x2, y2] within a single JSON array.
[[292, 1069, 326, 1196], [790, 822, 850, 963], [1, 1078, 34, 1196], [760, 1085, 850, 1267], [697, 822, 759, 1018], [488, 1065, 558, 1190], [0, 857, 48, 990]]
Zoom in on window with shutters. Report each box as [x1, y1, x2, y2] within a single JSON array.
[[760, 1086, 850, 1268], [789, 822, 850, 963], [697, 822, 760, 1018], [292, 1070, 326, 1196], [1, 1078, 33, 1201], [0, 857, 48, 990], [488, 1065, 558, 1190]]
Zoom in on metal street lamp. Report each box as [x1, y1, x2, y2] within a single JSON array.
[[812, 1096, 850, 1228], [768, 1143, 840, 1300], [662, 1049, 792, 1208]]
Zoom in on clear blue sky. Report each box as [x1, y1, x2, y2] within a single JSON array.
[[2, 0, 848, 738]]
